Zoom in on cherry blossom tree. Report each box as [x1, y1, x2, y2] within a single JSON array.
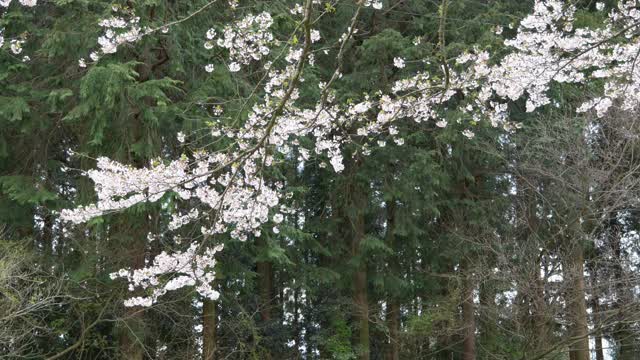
[[3, 0, 636, 308]]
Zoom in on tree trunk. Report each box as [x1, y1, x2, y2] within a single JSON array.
[[514, 179, 550, 354], [532, 266, 548, 351], [564, 243, 589, 360], [461, 266, 476, 360], [592, 297, 604, 360], [292, 286, 303, 358], [588, 264, 604, 360], [610, 229, 636, 359], [257, 260, 273, 323], [339, 153, 371, 360], [117, 124, 160, 360], [385, 200, 400, 360], [118, 285, 146, 357], [118, 222, 147, 360], [120, 332, 144, 360], [478, 280, 497, 357], [352, 190, 369, 360], [203, 298, 217, 360], [387, 301, 400, 360], [256, 244, 273, 360], [354, 266, 370, 360], [526, 185, 548, 352]]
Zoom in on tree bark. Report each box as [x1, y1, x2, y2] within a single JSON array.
[[339, 152, 371, 360], [256, 240, 273, 360], [257, 260, 273, 323], [203, 298, 217, 360], [610, 229, 636, 359], [116, 219, 149, 360], [351, 187, 369, 360], [120, 329, 144, 360], [532, 263, 548, 351], [527, 186, 548, 351], [461, 266, 476, 360], [478, 280, 497, 357], [564, 243, 589, 360], [588, 264, 604, 360], [387, 301, 400, 360], [592, 297, 604, 360], [354, 265, 370, 360], [385, 200, 400, 360]]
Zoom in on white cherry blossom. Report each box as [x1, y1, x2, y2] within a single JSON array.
[[393, 57, 405, 69]]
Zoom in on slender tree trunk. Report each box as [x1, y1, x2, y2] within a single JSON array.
[[588, 263, 604, 360], [117, 116, 161, 360], [354, 268, 369, 360], [120, 331, 144, 360], [340, 153, 371, 360], [203, 298, 217, 360], [317, 198, 337, 360], [256, 244, 273, 360], [478, 280, 497, 357], [352, 188, 369, 360], [592, 298, 604, 360], [610, 229, 636, 359], [532, 265, 548, 351], [387, 301, 400, 360], [564, 243, 589, 360], [513, 179, 550, 355], [257, 260, 273, 322], [42, 214, 53, 261], [120, 238, 145, 360], [292, 286, 302, 358], [432, 252, 455, 359], [461, 265, 476, 360], [385, 200, 400, 360], [525, 185, 548, 352], [116, 213, 152, 360]]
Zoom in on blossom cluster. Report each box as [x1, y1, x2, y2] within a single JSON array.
[[60, 157, 190, 224], [110, 243, 224, 307], [81, 6, 151, 65], [351, 0, 640, 140], [207, 12, 274, 72], [60, 145, 286, 306], [0, 0, 37, 7], [364, 0, 383, 10], [492, 0, 640, 118]]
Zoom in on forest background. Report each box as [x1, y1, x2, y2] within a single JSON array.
[[1, 0, 639, 359]]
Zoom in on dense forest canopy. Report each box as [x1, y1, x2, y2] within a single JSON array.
[[2, 0, 640, 359]]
